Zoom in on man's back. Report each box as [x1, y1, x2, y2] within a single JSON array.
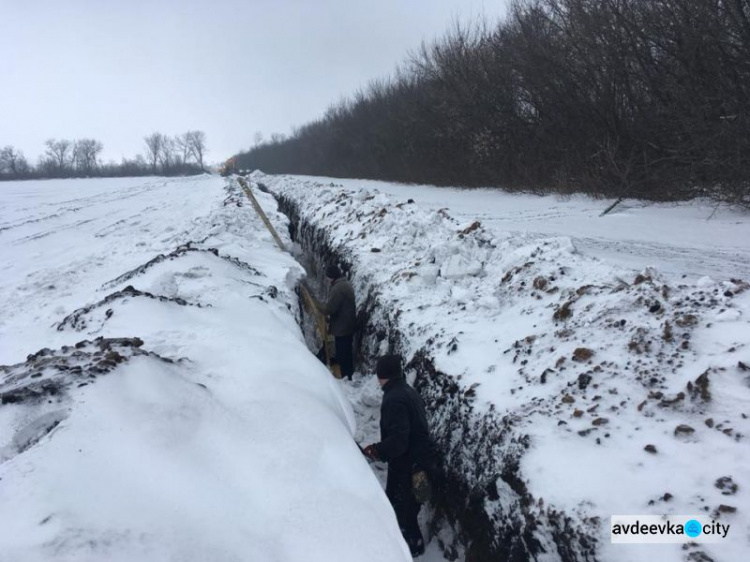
[[379, 378, 437, 472], [363, 355, 438, 558], [326, 277, 356, 336]]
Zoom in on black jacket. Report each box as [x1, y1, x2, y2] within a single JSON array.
[[323, 277, 357, 336], [374, 378, 437, 473]]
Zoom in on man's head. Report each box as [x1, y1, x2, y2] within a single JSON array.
[[325, 264, 341, 282], [376, 354, 402, 386]]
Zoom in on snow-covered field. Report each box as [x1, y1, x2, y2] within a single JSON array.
[[289, 175, 750, 282], [0, 176, 412, 561], [261, 173, 750, 562]]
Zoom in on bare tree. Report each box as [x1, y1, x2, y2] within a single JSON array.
[[230, 0, 750, 205], [159, 136, 178, 172], [44, 139, 73, 174], [0, 145, 29, 178], [1, 132, 207, 181], [186, 130, 207, 171], [73, 138, 104, 175], [143, 133, 166, 172], [174, 132, 191, 166]]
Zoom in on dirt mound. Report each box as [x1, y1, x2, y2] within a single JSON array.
[[1, 337, 179, 406]]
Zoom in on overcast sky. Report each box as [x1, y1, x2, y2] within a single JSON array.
[[1, 0, 508, 163]]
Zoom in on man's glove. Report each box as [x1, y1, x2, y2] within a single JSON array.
[[362, 444, 380, 461]]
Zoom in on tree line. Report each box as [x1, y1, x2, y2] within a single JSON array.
[[234, 0, 750, 206], [0, 131, 208, 181]]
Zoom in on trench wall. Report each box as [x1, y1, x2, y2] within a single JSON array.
[[274, 190, 597, 562]]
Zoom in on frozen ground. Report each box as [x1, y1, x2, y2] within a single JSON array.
[[0, 176, 413, 561], [261, 173, 750, 562], [290, 175, 750, 282]]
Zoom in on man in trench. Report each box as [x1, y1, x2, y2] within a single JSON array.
[[318, 264, 357, 380], [363, 355, 440, 558]]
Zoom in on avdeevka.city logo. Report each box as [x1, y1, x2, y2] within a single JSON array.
[[611, 515, 731, 544], [684, 519, 702, 538]]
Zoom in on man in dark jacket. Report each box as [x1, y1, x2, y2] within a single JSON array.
[[363, 355, 439, 557], [320, 264, 356, 380]]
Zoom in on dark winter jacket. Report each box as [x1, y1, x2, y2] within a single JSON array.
[[323, 277, 357, 336], [374, 378, 438, 474]]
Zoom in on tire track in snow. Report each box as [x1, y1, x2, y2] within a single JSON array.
[[11, 219, 98, 245]]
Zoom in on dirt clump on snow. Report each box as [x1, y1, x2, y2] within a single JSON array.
[[0, 337, 177, 406], [56, 285, 208, 332]]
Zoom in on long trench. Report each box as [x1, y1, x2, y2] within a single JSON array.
[[253, 179, 596, 562]]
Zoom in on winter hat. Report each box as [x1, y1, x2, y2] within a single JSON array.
[[376, 355, 402, 380], [325, 264, 341, 279]]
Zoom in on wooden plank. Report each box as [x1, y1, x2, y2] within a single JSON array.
[[237, 176, 336, 373]]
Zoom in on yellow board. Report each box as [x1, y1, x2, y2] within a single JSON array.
[[237, 176, 341, 379], [325, 335, 342, 379]]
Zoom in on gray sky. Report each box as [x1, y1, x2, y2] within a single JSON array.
[[1, 0, 508, 164]]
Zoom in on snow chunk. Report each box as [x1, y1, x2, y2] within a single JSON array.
[[440, 253, 483, 279]]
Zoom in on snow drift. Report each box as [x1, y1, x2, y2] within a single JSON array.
[[0, 176, 412, 561]]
